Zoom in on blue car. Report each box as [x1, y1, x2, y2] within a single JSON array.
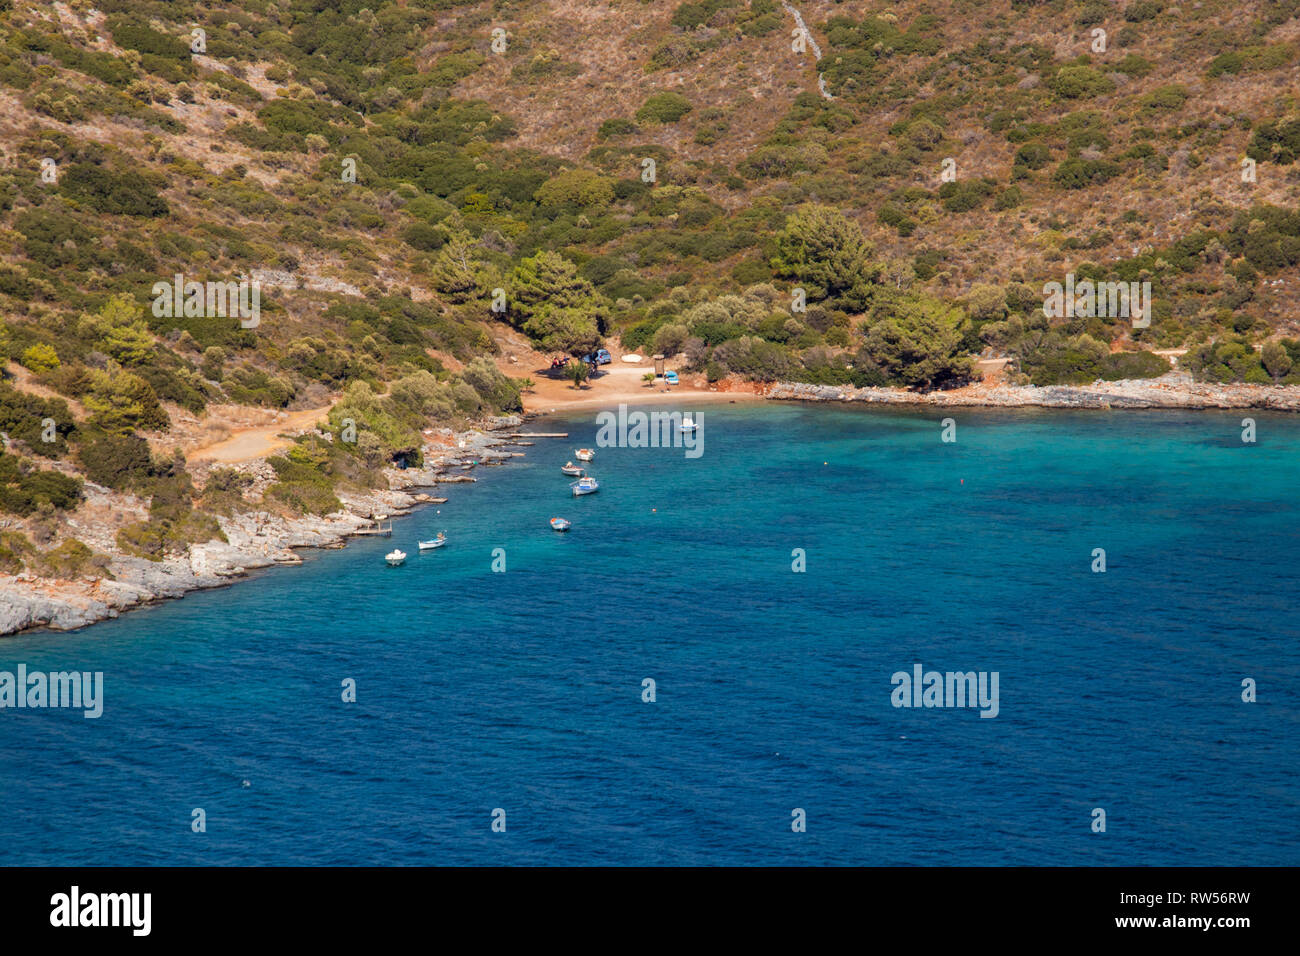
[[582, 349, 612, 365], [664, 370, 679, 385]]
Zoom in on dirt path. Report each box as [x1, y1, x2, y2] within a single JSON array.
[[3, 362, 88, 418], [189, 405, 332, 464]]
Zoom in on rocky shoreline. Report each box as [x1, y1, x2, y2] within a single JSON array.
[[7, 374, 1299, 637], [766, 373, 1300, 411], [0, 416, 529, 637]]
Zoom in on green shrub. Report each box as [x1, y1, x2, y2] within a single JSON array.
[[1247, 118, 1300, 165], [1101, 350, 1170, 380], [0, 453, 83, 515], [710, 336, 794, 382], [636, 92, 693, 124], [1183, 336, 1268, 383], [995, 186, 1024, 210], [76, 431, 154, 490], [1050, 66, 1114, 99], [597, 118, 637, 140], [1114, 54, 1155, 77], [861, 297, 973, 389], [938, 179, 994, 213], [21, 343, 60, 372], [1124, 0, 1164, 22], [1014, 142, 1052, 170], [1140, 84, 1189, 112], [671, 0, 739, 29], [59, 163, 168, 217], [42, 538, 93, 578], [1053, 157, 1121, 189], [0, 384, 74, 457]]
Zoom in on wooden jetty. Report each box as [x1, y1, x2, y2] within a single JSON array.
[[351, 518, 393, 537]]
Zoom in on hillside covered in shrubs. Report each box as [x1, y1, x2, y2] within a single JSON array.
[[1, 0, 1299, 572]]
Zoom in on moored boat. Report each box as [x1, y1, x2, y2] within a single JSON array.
[[417, 532, 446, 551], [550, 517, 571, 532], [680, 414, 697, 432], [570, 476, 599, 496], [385, 549, 407, 565], [575, 448, 595, 462], [560, 462, 585, 476]]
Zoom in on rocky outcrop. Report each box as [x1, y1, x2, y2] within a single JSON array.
[[0, 584, 111, 633], [0, 420, 527, 637], [767, 377, 1300, 411]]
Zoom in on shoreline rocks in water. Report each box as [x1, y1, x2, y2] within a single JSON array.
[[766, 374, 1300, 411], [6, 377, 1297, 637], [0, 416, 526, 638]]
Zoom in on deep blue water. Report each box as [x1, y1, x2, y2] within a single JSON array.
[[1, 403, 1298, 865]]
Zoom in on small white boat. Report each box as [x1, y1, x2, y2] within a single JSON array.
[[550, 517, 571, 532], [680, 414, 697, 432], [570, 476, 599, 496], [385, 549, 406, 566], [418, 533, 446, 551], [575, 448, 595, 462], [560, 462, 585, 477]]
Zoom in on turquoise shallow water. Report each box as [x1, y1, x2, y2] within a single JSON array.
[[1, 402, 1297, 865]]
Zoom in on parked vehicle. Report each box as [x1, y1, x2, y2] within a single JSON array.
[[665, 370, 679, 385]]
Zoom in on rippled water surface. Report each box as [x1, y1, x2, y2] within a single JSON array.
[[2, 404, 1297, 865]]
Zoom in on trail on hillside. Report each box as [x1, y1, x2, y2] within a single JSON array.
[[3, 362, 88, 418], [781, 1, 834, 101], [189, 405, 333, 464]]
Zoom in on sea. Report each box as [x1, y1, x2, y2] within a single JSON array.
[[1, 402, 1297, 865]]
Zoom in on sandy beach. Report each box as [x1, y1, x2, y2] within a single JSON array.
[[517, 351, 764, 415]]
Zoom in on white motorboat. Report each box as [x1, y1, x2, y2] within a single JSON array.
[[418, 533, 446, 551], [385, 549, 406, 566]]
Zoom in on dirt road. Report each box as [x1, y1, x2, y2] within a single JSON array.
[[189, 405, 332, 463]]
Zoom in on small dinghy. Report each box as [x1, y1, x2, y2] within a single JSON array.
[[385, 549, 406, 566], [550, 517, 571, 532], [680, 414, 697, 432], [575, 448, 595, 462], [418, 532, 446, 551], [570, 475, 599, 496], [560, 462, 585, 476]]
